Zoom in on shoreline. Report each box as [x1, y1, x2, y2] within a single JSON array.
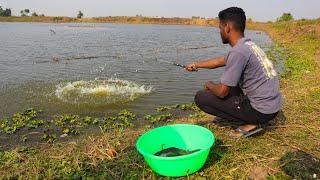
[[0, 16, 218, 27]]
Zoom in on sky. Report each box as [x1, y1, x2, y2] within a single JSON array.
[[1, 0, 320, 22]]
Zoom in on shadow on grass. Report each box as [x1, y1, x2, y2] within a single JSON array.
[[266, 110, 287, 129], [279, 150, 320, 180], [86, 147, 154, 179], [202, 138, 229, 167], [196, 110, 287, 138], [77, 146, 149, 179]]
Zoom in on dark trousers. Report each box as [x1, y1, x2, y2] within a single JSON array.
[[194, 87, 278, 125]]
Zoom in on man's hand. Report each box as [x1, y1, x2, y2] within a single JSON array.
[[204, 81, 230, 98], [185, 63, 198, 72], [185, 57, 226, 72], [204, 81, 214, 91]]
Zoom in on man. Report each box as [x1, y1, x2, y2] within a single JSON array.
[[186, 7, 282, 138]]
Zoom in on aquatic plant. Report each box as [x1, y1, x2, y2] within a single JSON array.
[[155, 103, 206, 118], [21, 135, 28, 142], [144, 113, 173, 123], [156, 103, 200, 112], [42, 133, 57, 143], [155, 104, 180, 112], [27, 119, 44, 129], [101, 110, 136, 132], [53, 114, 99, 135], [42, 128, 57, 143], [0, 108, 43, 134], [53, 114, 81, 135], [189, 111, 206, 118]]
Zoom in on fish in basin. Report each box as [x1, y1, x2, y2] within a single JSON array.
[[154, 147, 200, 157]]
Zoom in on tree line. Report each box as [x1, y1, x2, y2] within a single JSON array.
[[0, 6, 11, 16], [20, 9, 44, 17], [0, 4, 295, 23]]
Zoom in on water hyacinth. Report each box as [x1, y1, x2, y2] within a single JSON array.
[[0, 108, 43, 134]]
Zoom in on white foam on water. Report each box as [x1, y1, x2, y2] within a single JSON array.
[[55, 79, 153, 105]]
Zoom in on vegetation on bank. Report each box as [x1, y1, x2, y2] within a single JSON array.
[[0, 12, 298, 26], [0, 103, 205, 145], [0, 18, 319, 179], [0, 15, 218, 26]]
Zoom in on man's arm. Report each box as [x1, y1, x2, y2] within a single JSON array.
[[204, 81, 230, 98], [186, 56, 225, 71]]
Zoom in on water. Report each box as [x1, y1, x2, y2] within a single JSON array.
[[0, 23, 274, 118]]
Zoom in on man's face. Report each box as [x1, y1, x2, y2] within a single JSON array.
[[219, 21, 229, 44]]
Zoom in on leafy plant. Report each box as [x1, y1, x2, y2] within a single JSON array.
[[101, 110, 136, 132], [42, 129, 57, 143], [144, 113, 173, 123], [53, 114, 82, 135], [0, 108, 43, 134]]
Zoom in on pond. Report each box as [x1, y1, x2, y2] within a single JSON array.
[[0, 22, 274, 118]]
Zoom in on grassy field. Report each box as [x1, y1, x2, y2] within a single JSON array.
[[0, 19, 319, 179]]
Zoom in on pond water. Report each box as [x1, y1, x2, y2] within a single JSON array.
[[0, 23, 275, 118]]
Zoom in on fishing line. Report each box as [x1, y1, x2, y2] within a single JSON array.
[[155, 57, 186, 68], [140, 49, 186, 69]]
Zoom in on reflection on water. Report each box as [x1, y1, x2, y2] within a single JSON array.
[[0, 23, 275, 117]]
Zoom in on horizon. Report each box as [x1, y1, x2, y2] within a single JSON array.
[[1, 0, 320, 22]]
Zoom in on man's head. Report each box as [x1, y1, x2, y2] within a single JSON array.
[[218, 7, 246, 44]]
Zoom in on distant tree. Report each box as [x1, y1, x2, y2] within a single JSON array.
[[31, 12, 38, 16], [39, 14, 45, 17], [278, 13, 294, 22], [4, 8, 11, 16], [0, 6, 11, 16], [20, 9, 30, 16], [77, 11, 83, 18], [247, 18, 253, 23], [0, 6, 3, 16]]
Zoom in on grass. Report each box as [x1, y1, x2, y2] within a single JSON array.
[[0, 19, 320, 179]]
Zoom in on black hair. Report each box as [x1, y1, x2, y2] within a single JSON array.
[[218, 7, 246, 33]]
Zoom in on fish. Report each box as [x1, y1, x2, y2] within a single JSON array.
[[154, 147, 200, 157]]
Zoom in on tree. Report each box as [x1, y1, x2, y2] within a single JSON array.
[[24, 9, 30, 14], [77, 11, 83, 19], [31, 12, 38, 16], [278, 13, 294, 22], [20, 9, 30, 16], [0, 6, 11, 16], [4, 8, 11, 16]]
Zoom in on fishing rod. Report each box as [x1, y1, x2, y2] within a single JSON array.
[[138, 52, 186, 69], [155, 57, 186, 68]]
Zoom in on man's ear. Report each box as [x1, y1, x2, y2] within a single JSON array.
[[225, 22, 231, 34]]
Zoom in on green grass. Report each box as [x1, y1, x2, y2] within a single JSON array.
[[0, 19, 320, 179]]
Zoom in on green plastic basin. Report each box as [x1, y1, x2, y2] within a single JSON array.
[[136, 124, 215, 177]]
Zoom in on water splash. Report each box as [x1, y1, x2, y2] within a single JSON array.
[[55, 79, 152, 105]]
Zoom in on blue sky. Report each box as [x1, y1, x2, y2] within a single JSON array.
[[1, 0, 320, 22]]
